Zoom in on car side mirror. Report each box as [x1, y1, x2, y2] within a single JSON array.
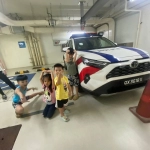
[[62, 47, 69, 52]]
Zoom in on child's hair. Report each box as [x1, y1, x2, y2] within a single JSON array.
[[16, 75, 28, 81], [67, 47, 74, 55], [54, 63, 64, 70], [43, 73, 53, 93]]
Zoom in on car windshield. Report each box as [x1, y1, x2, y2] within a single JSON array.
[[74, 37, 117, 51]]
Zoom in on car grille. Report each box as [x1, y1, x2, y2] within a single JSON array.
[[106, 62, 150, 79]]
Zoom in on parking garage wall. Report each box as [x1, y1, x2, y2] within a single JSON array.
[[97, 19, 115, 42], [0, 34, 31, 69], [39, 33, 63, 65], [115, 13, 139, 46], [115, 3, 150, 53], [0, 27, 95, 69]]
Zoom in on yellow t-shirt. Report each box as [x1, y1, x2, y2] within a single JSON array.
[[54, 76, 69, 100]]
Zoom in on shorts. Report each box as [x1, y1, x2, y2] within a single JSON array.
[[57, 99, 68, 108], [68, 74, 79, 87], [12, 102, 22, 109], [12, 96, 30, 109]]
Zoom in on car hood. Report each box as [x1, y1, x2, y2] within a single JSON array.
[[78, 47, 150, 63]]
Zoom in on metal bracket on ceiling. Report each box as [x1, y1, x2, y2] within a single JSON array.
[[46, 6, 56, 27]]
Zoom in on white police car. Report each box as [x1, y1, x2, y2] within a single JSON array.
[[63, 33, 150, 96]]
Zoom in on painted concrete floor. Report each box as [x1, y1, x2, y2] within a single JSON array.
[[0, 67, 150, 150]]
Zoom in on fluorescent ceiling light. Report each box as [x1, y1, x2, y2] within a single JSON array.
[[129, 0, 135, 2], [71, 31, 85, 34]]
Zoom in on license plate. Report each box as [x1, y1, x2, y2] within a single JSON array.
[[124, 77, 143, 86]]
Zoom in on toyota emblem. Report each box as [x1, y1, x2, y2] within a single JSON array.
[[130, 61, 139, 68]]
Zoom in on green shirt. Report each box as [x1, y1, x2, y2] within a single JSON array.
[[66, 59, 77, 75]]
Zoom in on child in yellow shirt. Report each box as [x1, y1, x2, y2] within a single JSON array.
[[54, 63, 71, 122]]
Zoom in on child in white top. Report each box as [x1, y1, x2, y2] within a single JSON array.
[[40, 70, 56, 118]]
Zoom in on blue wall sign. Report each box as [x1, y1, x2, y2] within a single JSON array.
[[18, 41, 26, 48]]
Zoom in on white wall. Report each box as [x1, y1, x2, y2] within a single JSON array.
[[40, 33, 63, 65], [115, 13, 139, 44], [0, 34, 31, 69], [138, 4, 150, 52], [115, 3, 150, 53], [97, 18, 115, 42]]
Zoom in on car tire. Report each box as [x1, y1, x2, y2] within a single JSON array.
[[92, 93, 100, 97], [78, 84, 84, 93], [77, 72, 84, 93]]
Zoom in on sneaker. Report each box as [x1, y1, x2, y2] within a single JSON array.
[[2, 95, 7, 100], [61, 115, 70, 122], [73, 94, 79, 100], [64, 109, 71, 114]]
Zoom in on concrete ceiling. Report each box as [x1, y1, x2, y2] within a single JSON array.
[[0, 0, 120, 20], [0, 0, 149, 28]]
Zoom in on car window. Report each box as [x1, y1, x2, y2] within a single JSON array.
[[74, 37, 116, 51], [75, 38, 91, 50], [100, 39, 113, 47]]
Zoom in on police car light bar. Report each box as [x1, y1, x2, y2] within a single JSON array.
[[70, 33, 98, 39], [97, 32, 104, 36]]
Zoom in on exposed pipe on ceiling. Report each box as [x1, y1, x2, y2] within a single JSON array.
[[27, 33, 45, 66], [79, 1, 85, 30], [0, 12, 80, 26], [24, 26, 96, 33], [24, 34, 34, 66], [32, 35, 42, 66], [36, 34, 46, 65], [28, 33, 38, 66], [80, 0, 109, 28], [80, 1, 84, 17], [0, 11, 113, 27]]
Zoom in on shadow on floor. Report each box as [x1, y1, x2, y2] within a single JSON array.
[[92, 88, 144, 106], [24, 96, 43, 112]]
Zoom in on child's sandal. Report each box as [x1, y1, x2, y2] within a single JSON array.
[[73, 95, 79, 100], [69, 95, 74, 100], [16, 114, 22, 118]]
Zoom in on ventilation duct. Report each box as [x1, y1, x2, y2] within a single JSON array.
[[80, 0, 109, 29], [0, 26, 24, 34], [0, 12, 80, 26]]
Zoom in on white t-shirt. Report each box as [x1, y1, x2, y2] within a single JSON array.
[[42, 84, 56, 105]]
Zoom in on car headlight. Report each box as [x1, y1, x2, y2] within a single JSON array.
[[82, 57, 109, 69]]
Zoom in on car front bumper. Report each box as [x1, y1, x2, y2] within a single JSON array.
[[82, 74, 150, 95]]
